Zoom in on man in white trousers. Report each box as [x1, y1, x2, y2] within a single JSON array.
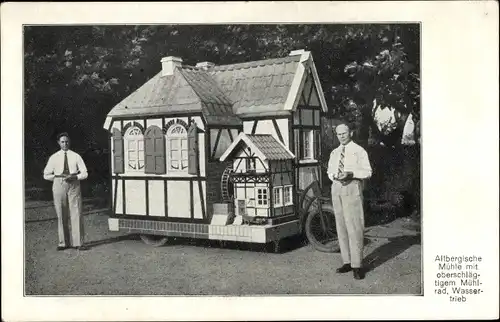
[[327, 123, 372, 280], [43, 133, 89, 251]]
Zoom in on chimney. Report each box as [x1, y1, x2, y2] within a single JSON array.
[[161, 56, 183, 76], [196, 61, 215, 70]]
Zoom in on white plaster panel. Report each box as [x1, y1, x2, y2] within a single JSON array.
[[276, 118, 289, 148], [148, 180, 165, 216], [125, 180, 146, 215], [243, 121, 254, 134], [146, 118, 162, 128], [167, 180, 191, 218]]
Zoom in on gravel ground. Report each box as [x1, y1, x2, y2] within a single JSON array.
[[24, 207, 421, 295]]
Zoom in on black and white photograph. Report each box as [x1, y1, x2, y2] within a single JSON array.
[[23, 23, 422, 296], [2, 2, 498, 321]]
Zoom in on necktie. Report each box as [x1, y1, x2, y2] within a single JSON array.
[[63, 152, 70, 175], [337, 145, 345, 177]]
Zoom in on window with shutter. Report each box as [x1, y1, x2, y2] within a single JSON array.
[[167, 124, 188, 173], [112, 128, 124, 174], [144, 125, 166, 174], [125, 126, 145, 172]]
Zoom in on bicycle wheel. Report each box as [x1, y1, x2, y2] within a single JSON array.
[[305, 204, 340, 253], [140, 234, 169, 247]]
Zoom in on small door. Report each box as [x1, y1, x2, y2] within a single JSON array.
[[237, 199, 246, 217]]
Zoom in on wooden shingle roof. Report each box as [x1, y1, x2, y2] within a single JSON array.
[[220, 133, 295, 162], [210, 55, 301, 115], [246, 134, 295, 160], [105, 51, 322, 127], [107, 67, 241, 126], [179, 68, 241, 126]]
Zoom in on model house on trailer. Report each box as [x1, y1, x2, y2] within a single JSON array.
[[103, 49, 329, 244], [220, 133, 295, 224]]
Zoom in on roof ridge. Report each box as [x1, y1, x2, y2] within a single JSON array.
[[181, 65, 205, 71], [212, 55, 301, 72]]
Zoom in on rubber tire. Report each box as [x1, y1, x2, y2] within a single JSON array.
[[272, 240, 281, 253], [305, 205, 340, 253], [140, 234, 169, 247], [264, 240, 282, 254]]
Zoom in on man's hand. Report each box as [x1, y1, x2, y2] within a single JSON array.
[[64, 174, 78, 182], [337, 171, 352, 180], [338, 171, 353, 185]]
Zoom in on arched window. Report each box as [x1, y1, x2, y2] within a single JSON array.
[[125, 126, 145, 172], [167, 124, 188, 172]]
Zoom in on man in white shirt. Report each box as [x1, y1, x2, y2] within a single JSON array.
[[327, 123, 372, 280], [43, 133, 89, 251]]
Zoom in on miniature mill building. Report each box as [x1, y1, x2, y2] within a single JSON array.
[[103, 49, 329, 243]]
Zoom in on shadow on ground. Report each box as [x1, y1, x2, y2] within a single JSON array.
[[82, 224, 380, 254], [151, 234, 309, 254], [363, 234, 421, 272], [85, 234, 140, 248]]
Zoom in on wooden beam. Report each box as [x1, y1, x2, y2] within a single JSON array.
[[190, 180, 194, 219], [145, 179, 149, 216], [211, 129, 222, 159], [112, 175, 207, 181], [251, 120, 258, 134], [164, 178, 169, 218], [272, 119, 284, 144]]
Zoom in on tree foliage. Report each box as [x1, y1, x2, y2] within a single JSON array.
[[24, 24, 419, 182]]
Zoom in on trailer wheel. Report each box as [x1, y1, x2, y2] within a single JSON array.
[[305, 204, 340, 253], [140, 234, 169, 247], [273, 240, 281, 253], [265, 240, 281, 253]]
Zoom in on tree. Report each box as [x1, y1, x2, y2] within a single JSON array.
[[24, 24, 420, 185], [331, 24, 420, 147]]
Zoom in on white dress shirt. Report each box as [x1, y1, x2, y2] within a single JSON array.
[[43, 149, 88, 181], [327, 141, 372, 181]]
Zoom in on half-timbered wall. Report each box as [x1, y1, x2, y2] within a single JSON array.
[[234, 183, 270, 218], [269, 160, 293, 187], [208, 128, 239, 161], [231, 148, 270, 218], [205, 160, 232, 221], [232, 148, 268, 174], [111, 116, 206, 177], [205, 127, 239, 221], [290, 69, 323, 191], [269, 160, 295, 218], [243, 118, 289, 149], [109, 115, 208, 222]]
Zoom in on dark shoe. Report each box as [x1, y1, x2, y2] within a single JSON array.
[[56, 246, 68, 251], [336, 264, 352, 273], [353, 268, 365, 280], [75, 245, 90, 251]]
